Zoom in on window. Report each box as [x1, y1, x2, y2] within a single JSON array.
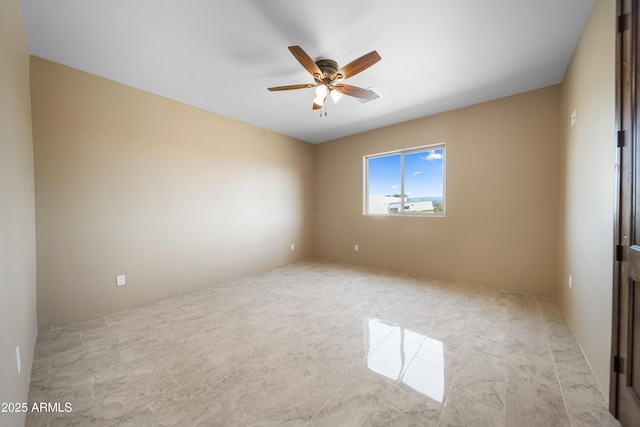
[[365, 144, 445, 215]]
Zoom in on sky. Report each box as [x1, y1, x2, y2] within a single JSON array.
[[367, 148, 444, 198]]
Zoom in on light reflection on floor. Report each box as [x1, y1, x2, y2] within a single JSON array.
[[366, 318, 444, 402]]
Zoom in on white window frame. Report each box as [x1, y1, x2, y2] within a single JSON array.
[[363, 143, 446, 216]]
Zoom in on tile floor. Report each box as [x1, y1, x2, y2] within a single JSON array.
[[26, 259, 620, 426]]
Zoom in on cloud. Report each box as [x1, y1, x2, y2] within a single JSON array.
[[391, 185, 398, 189], [412, 171, 422, 176], [420, 150, 443, 161]]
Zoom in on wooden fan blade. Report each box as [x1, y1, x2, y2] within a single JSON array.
[[333, 84, 376, 100], [332, 51, 381, 80], [288, 46, 322, 78], [268, 84, 315, 91]]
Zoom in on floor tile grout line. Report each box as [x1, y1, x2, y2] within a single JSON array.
[[554, 300, 609, 401], [308, 383, 342, 424], [116, 347, 124, 364], [535, 296, 573, 427], [504, 292, 509, 427], [436, 290, 482, 427], [165, 367, 179, 387]]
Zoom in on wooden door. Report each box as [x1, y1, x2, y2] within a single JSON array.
[[612, 0, 640, 425]]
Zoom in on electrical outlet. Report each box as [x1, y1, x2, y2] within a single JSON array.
[[355, 244, 359, 252], [16, 346, 21, 374], [568, 275, 572, 289], [116, 275, 126, 286], [290, 244, 295, 251], [571, 110, 577, 126]]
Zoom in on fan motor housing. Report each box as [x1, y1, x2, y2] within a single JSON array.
[[315, 59, 339, 82]]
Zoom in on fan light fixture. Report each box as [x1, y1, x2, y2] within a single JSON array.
[[313, 84, 328, 106], [330, 89, 343, 104], [313, 84, 343, 108]]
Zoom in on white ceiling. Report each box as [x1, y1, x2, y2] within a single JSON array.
[[19, 0, 594, 144]]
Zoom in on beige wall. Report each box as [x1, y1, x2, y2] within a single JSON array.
[[31, 57, 314, 328], [314, 86, 560, 296], [0, 0, 38, 426], [557, 0, 615, 395]]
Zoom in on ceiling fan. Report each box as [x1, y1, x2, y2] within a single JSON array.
[[268, 46, 381, 110]]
